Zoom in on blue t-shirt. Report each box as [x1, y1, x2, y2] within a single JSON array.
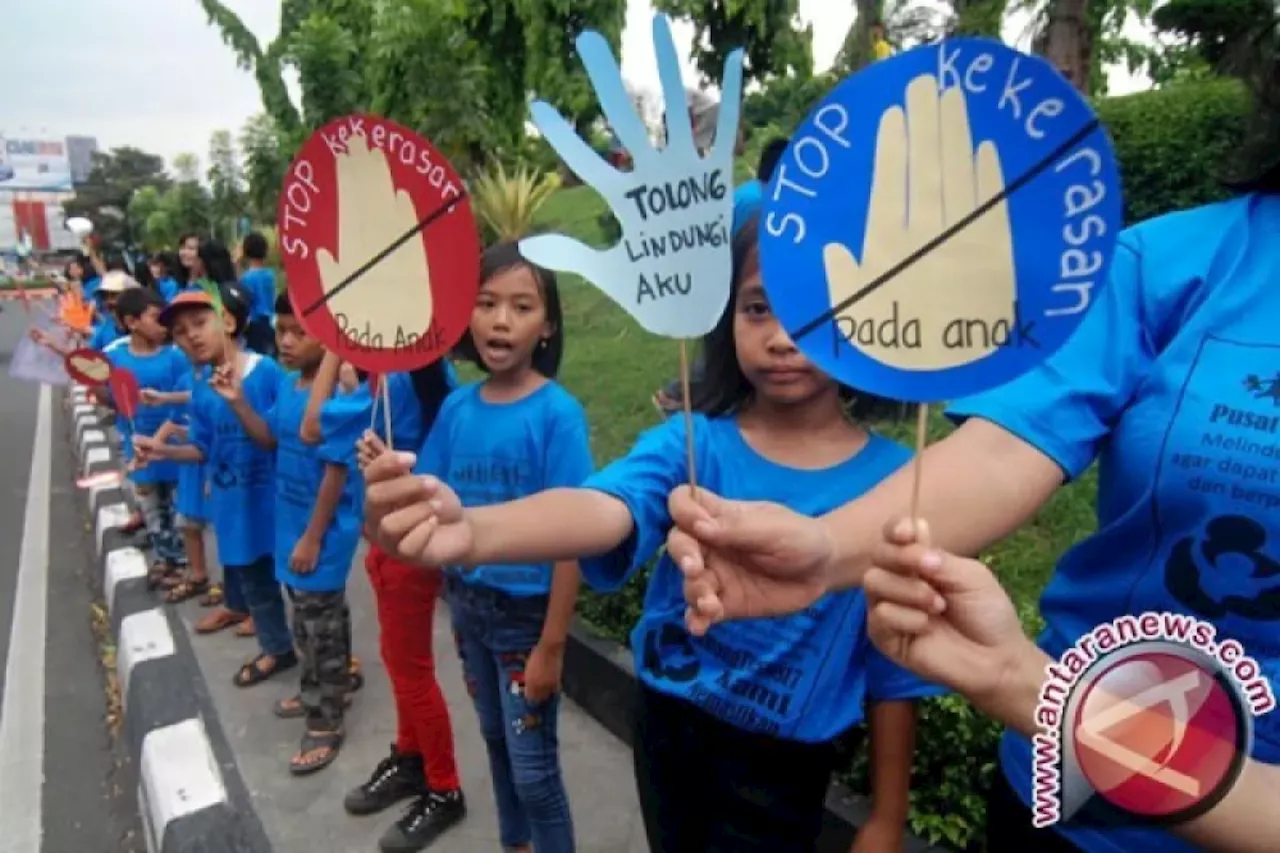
[[240, 267, 276, 322], [187, 353, 282, 566], [88, 318, 124, 351], [581, 414, 943, 743], [156, 277, 180, 303], [269, 373, 360, 592], [416, 380, 594, 596], [732, 180, 763, 236], [81, 276, 101, 302], [104, 339, 189, 485], [948, 193, 1280, 853]]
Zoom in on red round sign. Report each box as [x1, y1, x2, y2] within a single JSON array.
[[65, 347, 113, 387], [278, 115, 480, 373]]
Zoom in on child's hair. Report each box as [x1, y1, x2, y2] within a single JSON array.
[[242, 231, 269, 262], [455, 241, 564, 378], [757, 137, 790, 183], [690, 214, 898, 421], [198, 241, 237, 286], [219, 281, 252, 338], [274, 290, 295, 316], [150, 251, 179, 278], [114, 287, 164, 326]]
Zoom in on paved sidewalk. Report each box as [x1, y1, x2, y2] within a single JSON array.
[[172, 533, 648, 853]]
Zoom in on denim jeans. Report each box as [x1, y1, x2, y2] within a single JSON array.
[[447, 576, 574, 852], [134, 481, 186, 566], [230, 555, 292, 657]]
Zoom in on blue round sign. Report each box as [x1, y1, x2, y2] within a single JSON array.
[[759, 38, 1123, 402]]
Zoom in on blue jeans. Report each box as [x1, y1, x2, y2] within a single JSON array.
[[230, 555, 292, 657], [447, 577, 574, 852]]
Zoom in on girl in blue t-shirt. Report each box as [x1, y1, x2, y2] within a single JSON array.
[[362, 242, 590, 853], [364, 218, 944, 853]]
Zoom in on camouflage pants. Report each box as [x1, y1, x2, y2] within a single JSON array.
[[287, 587, 352, 731]]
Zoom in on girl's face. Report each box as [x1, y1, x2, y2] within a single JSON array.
[[470, 265, 552, 377], [179, 237, 199, 271], [733, 256, 832, 406], [68, 261, 85, 281], [148, 261, 165, 282]]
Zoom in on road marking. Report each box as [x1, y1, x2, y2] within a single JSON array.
[[0, 383, 51, 853]]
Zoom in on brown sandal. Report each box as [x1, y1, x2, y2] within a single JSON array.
[[165, 577, 209, 604], [146, 562, 179, 590], [195, 608, 247, 634]]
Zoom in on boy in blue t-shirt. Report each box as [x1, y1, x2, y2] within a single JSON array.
[[220, 292, 360, 775], [239, 232, 276, 357], [134, 286, 295, 687], [104, 288, 189, 580]]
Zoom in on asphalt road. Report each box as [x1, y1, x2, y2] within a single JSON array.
[[0, 301, 144, 853]]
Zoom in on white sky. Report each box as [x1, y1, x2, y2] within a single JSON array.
[[0, 0, 1150, 173]]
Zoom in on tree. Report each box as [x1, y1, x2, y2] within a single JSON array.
[[948, 0, 1009, 36], [1014, 0, 1161, 96], [172, 153, 201, 184], [207, 130, 246, 243], [833, 0, 947, 75], [1151, 0, 1276, 79], [239, 113, 287, 226], [198, 0, 627, 172], [652, 0, 814, 85], [62, 147, 170, 252]]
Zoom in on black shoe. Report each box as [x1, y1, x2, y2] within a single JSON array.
[[343, 745, 425, 816], [378, 789, 466, 852]]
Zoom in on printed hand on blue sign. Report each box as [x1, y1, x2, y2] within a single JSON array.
[[519, 14, 744, 339], [825, 74, 1016, 371]]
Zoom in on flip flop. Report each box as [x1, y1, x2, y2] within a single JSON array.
[[233, 651, 298, 688], [273, 693, 356, 719], [234, 617, 256, 637], [199, 584, 224, 607], [195, 608, 247, 634], [165, 577, 209, 604], [289, 730, 344, 776]]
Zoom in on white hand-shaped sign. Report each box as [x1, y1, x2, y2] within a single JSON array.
[[520, 14, 744, 339]]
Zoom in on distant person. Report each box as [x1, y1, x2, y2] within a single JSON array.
[[149, 252, 183, 303], [871, 20, 893, 62], [239, 232, 277, 356]]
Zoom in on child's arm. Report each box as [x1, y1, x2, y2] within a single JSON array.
[[851, 701, 916, 853], [301, 352, 342, 445], [523, 560, 582, 703], [29, 327, 74, 357], [136, 434, 204, 464], [140, 389, 191, 406], [290, 462, 347, 573]]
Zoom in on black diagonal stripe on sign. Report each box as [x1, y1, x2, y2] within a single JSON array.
[[789, 119, 1101, 343], [302, 190, 470, 319]]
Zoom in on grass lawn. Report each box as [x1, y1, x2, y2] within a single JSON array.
[[532, 186, 1100, 637]]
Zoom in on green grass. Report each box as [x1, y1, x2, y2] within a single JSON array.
[[534, 185, 1098, 634]]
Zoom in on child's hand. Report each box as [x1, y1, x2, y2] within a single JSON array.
[[863, 518, 1028, 704], [29, 328, 48, 345], [209, 359, 243, 403], [356, 429, 389, 471], [139, 388, 165, 407], [289, 534, 321, 574], [522, 641, 564, 704], [132, 435, 158, 467], [364, 452, 471, 566]]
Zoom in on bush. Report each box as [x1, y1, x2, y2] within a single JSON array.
[[1098, 77, 1251, 224]]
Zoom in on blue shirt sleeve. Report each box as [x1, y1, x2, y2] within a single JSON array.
[[579, 416, 688, 592], [187, 388, 211, 459], [864, 641, 948, 702], [946, 235, 1153, 479]]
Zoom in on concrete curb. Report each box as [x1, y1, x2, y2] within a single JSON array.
[[561, 617, 947, 853], [65, 384, 271, 853]]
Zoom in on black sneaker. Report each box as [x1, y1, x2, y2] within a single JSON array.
[[343, 745, 425, 816], [378, 789, 466, 852]]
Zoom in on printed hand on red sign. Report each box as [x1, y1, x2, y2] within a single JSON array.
[[824, 75, 1017, 370], [317, 132, 435, 347]]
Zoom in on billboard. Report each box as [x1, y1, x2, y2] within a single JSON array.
[[0, 137, 74, 191]]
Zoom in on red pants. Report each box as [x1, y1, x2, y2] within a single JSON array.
[[365, 545, 461, 791]]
